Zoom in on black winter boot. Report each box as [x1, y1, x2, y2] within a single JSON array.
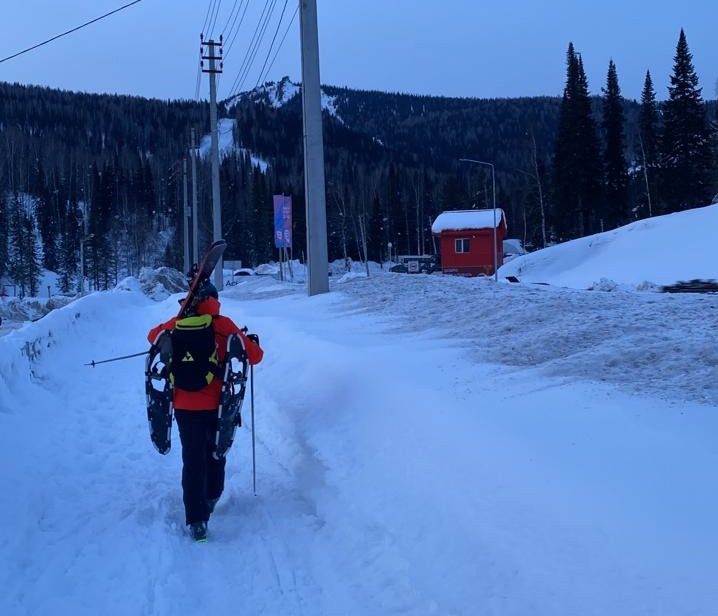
[[188, 521, 208, 542]]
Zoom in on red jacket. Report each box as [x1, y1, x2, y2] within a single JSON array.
[[147, 296, 263, 411]]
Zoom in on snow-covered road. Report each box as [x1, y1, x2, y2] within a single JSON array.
[[1, 275, 716, 615]]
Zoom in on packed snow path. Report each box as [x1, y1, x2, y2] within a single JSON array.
[[1, 276, 717, 615]]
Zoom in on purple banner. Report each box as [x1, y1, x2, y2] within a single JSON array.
[[273, 195, 292, 248]]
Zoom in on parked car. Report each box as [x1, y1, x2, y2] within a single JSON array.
[[391, 255, 439, 274], [233, 268, 256, 276]]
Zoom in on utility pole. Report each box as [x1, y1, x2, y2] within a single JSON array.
[[201, 35, 224, 290], [182, 158, 190, 275], [191, 128, 199, 265], [300, 0, 329, 295]]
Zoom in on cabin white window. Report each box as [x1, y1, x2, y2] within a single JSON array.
[[455, 238, 470, 253]]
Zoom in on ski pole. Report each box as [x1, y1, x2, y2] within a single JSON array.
[[251, 365, 256, 496], [85, 350, 149, 367]]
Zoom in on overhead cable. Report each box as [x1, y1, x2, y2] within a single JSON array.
[[0, 0, 144, 65], [254, 0, 290, 88]]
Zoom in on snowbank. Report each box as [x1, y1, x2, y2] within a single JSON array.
[[116, 267, 187, 301], [0, 296, 73, 324], [499, 204, 718, 289]]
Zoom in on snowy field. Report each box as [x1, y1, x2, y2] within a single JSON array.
[[1, 265, 717, 615]]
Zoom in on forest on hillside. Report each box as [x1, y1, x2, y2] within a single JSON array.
[[1, 29, 716, 295]]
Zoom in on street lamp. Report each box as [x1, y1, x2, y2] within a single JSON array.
[[459, 158, 499, 281]]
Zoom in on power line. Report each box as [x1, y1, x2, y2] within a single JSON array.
[[0, 0, 144, 65], [201, 0, 216, 35], [254, 0, 290, 88], [223, 0, 251, 60], [229, 0, 279, 98], [194, 58, 203, 100], [208, 0, 223, 38], [226, 0, 274, 97], [234, 0, 278, 94], [259, 5, 298, 85], [220, 0, 241, 36]]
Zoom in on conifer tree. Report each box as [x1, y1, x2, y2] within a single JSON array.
[[553, 44, 603, 238], [24, 214, 42, 296], [7, 194, 41, 296], [601, 60, 628, 228], [57, 205, 80, 294], [33, 161, 58, 271], [8, 195, 26, 295], [660, 29, 713, 211], [638, 71, 660, 216]]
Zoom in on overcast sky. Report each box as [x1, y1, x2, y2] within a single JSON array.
[[1, 0, 716, 102]]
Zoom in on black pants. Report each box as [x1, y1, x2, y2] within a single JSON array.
[[175, 409, 226, 525]]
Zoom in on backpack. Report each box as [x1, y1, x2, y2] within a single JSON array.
[[170, 314, 220, 391]]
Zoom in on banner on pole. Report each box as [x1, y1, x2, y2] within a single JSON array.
[[273, 195, 292, 248]]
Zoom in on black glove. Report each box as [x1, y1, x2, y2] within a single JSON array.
[[247, 333, 260, 345]]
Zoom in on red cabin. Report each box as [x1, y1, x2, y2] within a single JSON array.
[[431, 209, 507, 276]]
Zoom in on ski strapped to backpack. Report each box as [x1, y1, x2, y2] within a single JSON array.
[[178, 240, 226, 319]]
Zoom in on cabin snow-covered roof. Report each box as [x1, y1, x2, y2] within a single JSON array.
[[431, 209, 506, 233]]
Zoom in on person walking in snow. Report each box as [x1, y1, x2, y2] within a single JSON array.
[[147, 279, 263, 541]]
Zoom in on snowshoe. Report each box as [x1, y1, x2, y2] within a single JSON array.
[[213, 333, 249, 459], [145, 331, 174, 455]]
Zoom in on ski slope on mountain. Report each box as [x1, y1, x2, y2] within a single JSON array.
[[499, 203, 718, 289], [1, 276, 717, 615]]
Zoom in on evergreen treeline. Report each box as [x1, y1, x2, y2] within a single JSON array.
[[0, 29, 716, 294], [550, 29, 716, 239]]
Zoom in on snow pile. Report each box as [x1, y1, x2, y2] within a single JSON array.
[[116, 267, 187, 301], [335, 271, 368, 284], [499, 204, 718, 289], [0, 295, 73, 324], [248, 260, 307, 284], [254, 263, 281, 276], [503, 238, 528, 265]]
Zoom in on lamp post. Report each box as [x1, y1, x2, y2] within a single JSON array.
[[459, 158, 498, 281]]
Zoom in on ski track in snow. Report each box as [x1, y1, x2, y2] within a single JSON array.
[[1, 276, 717, 615]]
